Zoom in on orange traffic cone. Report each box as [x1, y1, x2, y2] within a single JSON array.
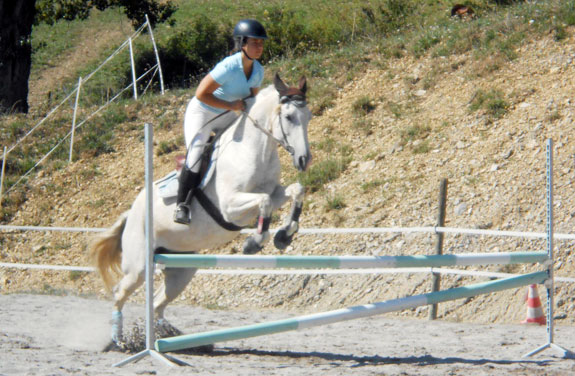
[[521, 284, 546, 325]]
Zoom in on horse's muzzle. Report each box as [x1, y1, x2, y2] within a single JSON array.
[[297, 154, 311, 171]]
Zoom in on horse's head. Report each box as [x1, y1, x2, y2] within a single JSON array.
[[272, 73, 312, 171]]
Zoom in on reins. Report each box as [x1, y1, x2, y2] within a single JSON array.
[[241, 93, 307, 156], [187, 90, 307, 169]]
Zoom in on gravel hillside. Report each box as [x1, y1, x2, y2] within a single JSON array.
[[2, 31, 575, 328]]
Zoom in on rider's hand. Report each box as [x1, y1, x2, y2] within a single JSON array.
[[229, 100, 245, 112]]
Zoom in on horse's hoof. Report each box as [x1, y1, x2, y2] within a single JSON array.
[[273, 229, 292, 250], [243, 237, 263, 254], [102, 340, 123, 353]]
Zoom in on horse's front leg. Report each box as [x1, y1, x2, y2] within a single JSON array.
[[222, 192, 273, 254], [272, 182, 305, 250]]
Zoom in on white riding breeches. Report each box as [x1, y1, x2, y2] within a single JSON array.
[[183, 97, 238, 172]]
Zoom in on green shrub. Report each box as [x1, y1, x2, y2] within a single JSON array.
[[136, 17, 230, 89], [412, 31, 442, 58], [298, 157, 351, 193], [558, 0, 575, 26], [400, 124, 431, 143], [412, 139, 431, 154], [469, 88, 509, 118], [361, 0, 416, 36], [354, 119, 376, 135], [157, 139, 179, 156], [74, 106, 127, 158], [69, 271, 87, 281], [325, 194, 346, 210], [352, 96, 376, 117], [361, 179, 383, 192]]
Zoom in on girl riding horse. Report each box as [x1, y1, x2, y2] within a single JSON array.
[[175, 19, 268, 224]]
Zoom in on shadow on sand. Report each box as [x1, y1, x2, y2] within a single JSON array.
[[191, 347, 556, 368]]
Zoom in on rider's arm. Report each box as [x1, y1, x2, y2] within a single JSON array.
[[196, 74, 245, 112]]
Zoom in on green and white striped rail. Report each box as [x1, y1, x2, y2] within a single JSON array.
[[154, 251, 548, 269], [155, 271, 548, 352]]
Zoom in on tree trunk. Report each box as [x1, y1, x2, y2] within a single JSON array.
[[0, 0, 36, 114]]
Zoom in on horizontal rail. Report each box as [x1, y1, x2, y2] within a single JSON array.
[[2, 261, 575, 283], [2, 224, 575, 240], [154, 252, 549, 269], [155, 271, 548, 352], [0, 225, 107, 232]]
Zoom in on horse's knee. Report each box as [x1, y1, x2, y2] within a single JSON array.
[[113, 270, 145, 311], [258, 195, 272, 215], [286, 183, 305, 200]]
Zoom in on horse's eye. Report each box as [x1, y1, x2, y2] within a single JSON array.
[[285, 114, 293, 122]]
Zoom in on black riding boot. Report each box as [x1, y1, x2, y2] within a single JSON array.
[[174, 168, 200, 224]]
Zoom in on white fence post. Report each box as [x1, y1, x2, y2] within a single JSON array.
[[145, 14, 165, 95], [69, 77, 82, 163], [4, 18, 162, 194], [129, 37, 138, 100]]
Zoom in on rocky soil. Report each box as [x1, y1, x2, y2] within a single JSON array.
[[2, 30, 575, 331]]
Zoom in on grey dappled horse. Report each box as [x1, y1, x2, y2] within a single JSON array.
[[90, 74, 312, 344]]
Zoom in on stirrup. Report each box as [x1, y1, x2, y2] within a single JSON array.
[[174, 203, 191, 224]]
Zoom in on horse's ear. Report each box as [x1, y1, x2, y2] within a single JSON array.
[[274, 72, 289, 96], [298, 76, 307, 95]]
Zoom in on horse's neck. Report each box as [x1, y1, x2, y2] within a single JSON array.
[[241, 110, 277, 159], [230, 95, 278, 159]]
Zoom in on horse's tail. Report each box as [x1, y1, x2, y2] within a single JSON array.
[[89, 211, 129, 291]]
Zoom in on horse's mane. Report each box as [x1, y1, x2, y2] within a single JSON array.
[[250, 85, 279, 117]]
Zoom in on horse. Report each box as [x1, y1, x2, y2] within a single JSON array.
[[89, 73, 312, 344]]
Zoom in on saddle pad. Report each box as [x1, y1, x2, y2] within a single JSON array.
[[156, 170, 179, 198], [155, 164, 215, 199]]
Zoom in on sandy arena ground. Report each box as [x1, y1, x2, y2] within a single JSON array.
[[1, 293, 575, 375]]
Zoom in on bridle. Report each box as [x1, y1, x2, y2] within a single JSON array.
[[242, 93, 307, 156]]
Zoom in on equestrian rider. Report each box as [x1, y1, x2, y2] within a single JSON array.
[[174, 19, 267, 224]]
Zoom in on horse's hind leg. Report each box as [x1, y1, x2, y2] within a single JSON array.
[[154, 267, 197, 320], [110, 268, 145, 343]]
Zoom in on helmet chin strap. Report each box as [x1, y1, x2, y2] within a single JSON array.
[[242, 47, 254, 61]]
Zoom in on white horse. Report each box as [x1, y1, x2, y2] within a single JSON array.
[[90, 74, 312, 344]]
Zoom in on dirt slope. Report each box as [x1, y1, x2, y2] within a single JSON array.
[[2, 31, 575, 327]]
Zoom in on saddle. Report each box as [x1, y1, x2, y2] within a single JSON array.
[[158, 134, 244, 231], [157, 135, 216, 199]]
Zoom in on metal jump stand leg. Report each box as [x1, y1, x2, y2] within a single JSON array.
[[113, 124, 187, 368], [523, 139, 573, 359]]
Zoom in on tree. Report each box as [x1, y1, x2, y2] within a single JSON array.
[[0, 0, 36, 114], [0, 0, 175, 115]]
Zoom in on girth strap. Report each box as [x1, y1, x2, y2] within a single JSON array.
[[194, 189, 245, 232]]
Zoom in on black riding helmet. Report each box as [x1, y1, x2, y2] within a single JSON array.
[[233, 19, 268, 40]]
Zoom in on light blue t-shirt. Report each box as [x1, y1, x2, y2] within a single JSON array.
[[199, 52, 264, 113]]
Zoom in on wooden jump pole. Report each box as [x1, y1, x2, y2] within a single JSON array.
[[155, 271, 547, 353]]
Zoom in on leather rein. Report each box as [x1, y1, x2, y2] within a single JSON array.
[[241, 92, 307, 156]]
